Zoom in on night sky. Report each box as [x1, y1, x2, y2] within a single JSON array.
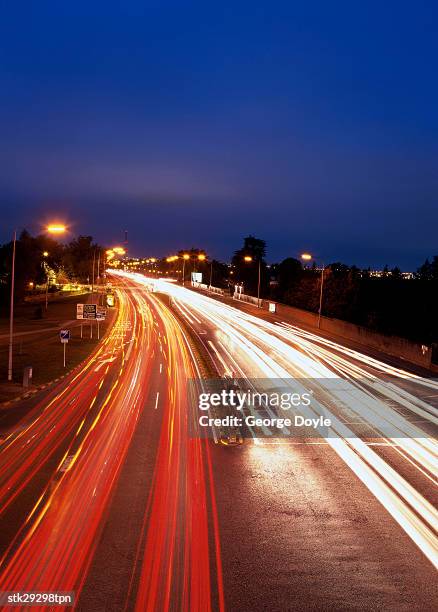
[[1, 1, 437, 269]]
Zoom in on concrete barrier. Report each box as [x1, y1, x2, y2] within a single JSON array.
[[194, 286, 434, 370], [272, 302, 433, 370]]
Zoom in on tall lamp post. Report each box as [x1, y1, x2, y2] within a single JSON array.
[[244, 255, 261, 308], [43, 251, 49, 310], [209, 259, 213, 289], [8, 224, 66, 382], [7, 231, 17, 381], [182, 254, 190, 285], [301, 252, 325, 329]]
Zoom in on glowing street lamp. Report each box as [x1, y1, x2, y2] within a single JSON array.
[[301, 252, 325, 329], [44, 226, 66, 309], [8, 224, 66, 381], [47, 224, 67, 234], [180, 254, 190, 285], [244, 255, 261, 308]]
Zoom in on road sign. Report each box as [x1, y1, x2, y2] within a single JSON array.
[[76, 304, 97, 320], [96, 306, 107, 321], [60, 330, 70, 368], [59, 329, 71, 343]]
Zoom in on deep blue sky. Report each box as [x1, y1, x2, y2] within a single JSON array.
[[1, 1, 437, 268]]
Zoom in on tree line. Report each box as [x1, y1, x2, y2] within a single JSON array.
[[228, 236, 438, 345], [0, 230, 102, 313]]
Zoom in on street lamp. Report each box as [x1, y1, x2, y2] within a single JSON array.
[[8, 225, 66, 381], [43, 251, 50, 310], [209, 259, 213, 289], [301, 252, 325, 329], [7, 231, 17, 380], [244, 255, 262, 308], [181, 254, 190, 285], [47, 224, 67, 234], [44, 225, 66, 309], [194, 253, 206, 277]]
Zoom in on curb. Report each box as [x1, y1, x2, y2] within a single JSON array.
[[0, 368, 77, 410]]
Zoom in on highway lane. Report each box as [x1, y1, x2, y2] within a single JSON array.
[[75, 285, 225, 610], [113, 271, 438, 610]]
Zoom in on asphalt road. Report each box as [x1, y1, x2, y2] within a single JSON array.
[[0, 274, 436, 611]]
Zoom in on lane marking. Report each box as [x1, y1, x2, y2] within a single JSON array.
[[94, 357, 116, 372], [154, 392, 160, 410]]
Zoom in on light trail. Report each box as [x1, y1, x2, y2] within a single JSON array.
[[113, 271, 438, 570], [0, 280, 224, 612]]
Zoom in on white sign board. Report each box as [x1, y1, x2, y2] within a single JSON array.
[[191, 272, 202, 283], [96, 306, 107, 320], [268, 302, 277, 313], [77, 304, 97, 320]]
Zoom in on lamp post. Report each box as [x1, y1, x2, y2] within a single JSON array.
[[91, 249, 96, 300], [7, 231, 17, 381], [301, 253, 325, 329], [45, 225, 67, 309], [43, 251, 49, 310], [194, 252, 205, 274], [8, 224, 66, 381], [244, 255, 261, 308], [182, 254, 190, 285]]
